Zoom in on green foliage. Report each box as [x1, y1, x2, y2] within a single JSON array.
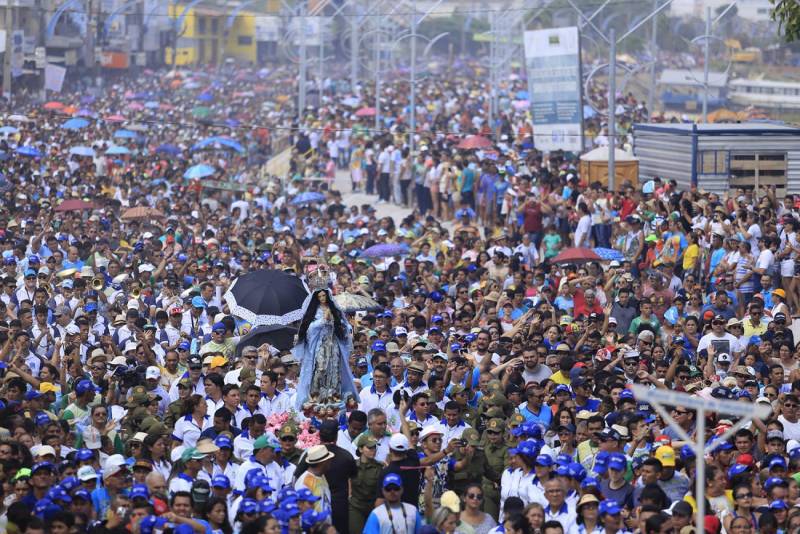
[[770, 0, 800, 42]]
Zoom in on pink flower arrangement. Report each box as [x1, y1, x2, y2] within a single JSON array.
[[266, 411, 320, 448], [266, 412, 291, 435], [297, 420, 320, 448]]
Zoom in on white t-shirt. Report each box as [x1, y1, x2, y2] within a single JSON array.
[[697, 332, 743, 356], [778, 415, 800, 441]]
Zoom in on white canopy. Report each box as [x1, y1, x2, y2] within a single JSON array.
[[580, 146, 638, 162]]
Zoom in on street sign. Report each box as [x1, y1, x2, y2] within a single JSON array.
[[631, 385, 772, 419], [34, 46, 45, 69]]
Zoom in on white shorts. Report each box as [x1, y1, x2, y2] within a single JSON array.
[[781, 259, 795, 277]]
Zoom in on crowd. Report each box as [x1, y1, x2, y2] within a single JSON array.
[[0, 59, 797, 534]]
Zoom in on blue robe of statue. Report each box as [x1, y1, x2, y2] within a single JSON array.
[[292, 302, 360, 410]]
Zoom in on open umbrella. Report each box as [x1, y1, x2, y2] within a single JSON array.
[[144, 101, 160, 109], [593, 247, 625, 262], [0, 126, 18, 134], [121, 206, 166, 221], [113, 129, 137, 139], [126, 123, 149, 132], [192, 106, 211, 118], [127, 102, 144, 111], [43, 101, 64, 110], [69, 146, 96, 157], [355, 107, 376, 117], [457, 135, 493, 150], [183, 164, 216, 179], [197, 92, 214, 102], [155, 144, 181, 156], [291, 192, 326, 206], [54, 199, 96, 212], [235, 324, 298, 355], [550, 247, 601, 264], [361, 243, 410, 258], [61, 118, 89, 130], [105, 114, 126, 123], [106, 145, 131, 155], [15, 146, 42, 157], [224, 269, 309, 326], [7, 114, 30, 122], [334, 293, 382, 313], [191, 136, 245, 154]]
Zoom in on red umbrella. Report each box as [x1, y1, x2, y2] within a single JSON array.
[[43, 101, 64, 110], [105, 114, 126, 122], [457, 135, 493, 150], [551, 247, 601, 264], [54, 199, 97, 212], [355, 107, 376, 117]]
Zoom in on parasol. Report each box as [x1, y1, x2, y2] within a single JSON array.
[[61, 118, 90, 130], [191, 136, 245, 154], [224, 269, 309, 327], [43, 101, 64, 110], [235, 325, 298, 355], [593, 247, 625, 262], [333, 293, 383, 313], [15, 146, 42, 157], [121, 206, 166, 221], [0, 126, 18, 135], [355, 107, 376, 117], [69, 146, 96, 157], [113, 129, 137, 139], [550, 247, 602, 264], [55, 199, 97, 212], [360, 243, 410, 258], [183, 164, 216, 179], [457, 135, 493, 150], [155, 144, 182, 156], [291, 192, 326, 206], [105, 114, 126, 123], [106, 146, 131, 155]]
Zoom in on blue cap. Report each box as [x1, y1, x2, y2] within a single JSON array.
[[75, 449, 94, 462], [581, 476, 600, 488], [509, 440, 539, 458], [749, 335, 762, 345], [25, 390, 43, 401], [631, 456, 646, 471], [680, 445, 696, 462], [568, 462, 587, 481], [75, 379, 98, 396], [29, 255, 40, 264], [214, 435, 233, 449], [555, 465, 570, 477], [608, 453, 627, 472], [535, 454, 554, 467], [728, 464, 749, 479], [84, 302, 98, 313], [139, 517, 168, 534], [212, 322, 226, 332], [61, 279, 73, 289], [280, 500, 301, 517], [33, 498, 61, 519], [554, 384, 571, 395], [259, 500, 277, 514], [599, 500, 622, 516], [178, 341, 190, 351], [790, 448, 800, 461], [593, 451, 610, 474], [764, 477, 788, 490], [72, 488, 91, 501], [211, 474, 231, 489], [296, 488, 320, 502], [59, 476, 80, 492], [383, 473, 403, 488], [129, 484, 149, 500], [191, 296, 206, 308], [710, 439, 734, 452], [450, 342, 462, 352], [277, 487, 298, 501], [47, 487, 72, 503], [3, 257, 15, 265], [431, 314, 443, 323], [302, 509, 331, 530], [555, 453, 573, 466], [770, 500, 789, 510], [429, 291, 443, 302], [619, 389, 635, 400], [31, 462, 54, 474], [24, 268, 36, 277], [463, 333, 476, 342], [239, 498, 259, 514], [371, 340, 386, 352], [428, 326, 441, 334], [769, 457, 788, 470], [253, 474, 274, 492]]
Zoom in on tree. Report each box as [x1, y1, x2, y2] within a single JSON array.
[[770, 0, 800, 41]]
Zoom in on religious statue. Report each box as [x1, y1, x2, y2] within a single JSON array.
[[292, 268, 360, 411]]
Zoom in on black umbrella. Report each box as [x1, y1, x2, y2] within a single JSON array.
[[223, 269, 309, 326], [235, 325, 298, 356]]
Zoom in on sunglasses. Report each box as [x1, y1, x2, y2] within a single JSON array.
[[736, 493, 752, 499], [487, 430, 502, 435], [384, 486, 401, 492], [466, 493, 483, 500]]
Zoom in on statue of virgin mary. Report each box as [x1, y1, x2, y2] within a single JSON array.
[[292, 270, 360, 410]]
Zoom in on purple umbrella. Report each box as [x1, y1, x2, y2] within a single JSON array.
[[360, 243, 410, 258]]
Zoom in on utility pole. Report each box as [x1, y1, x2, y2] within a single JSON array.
[[374, 24, 380, 131], [2, 3, 12, 101], [648, 0, 658, 117], [608, 28, 616, 191], [409, 0, 417, 155], [318, 18, 323, 104], [298, 0, 307, 119], [350, 0, 358, 91], [702, 6, 710, 122], [488, 10, 494, 130]]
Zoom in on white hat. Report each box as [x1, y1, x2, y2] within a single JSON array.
[[34, 445, 57, 458], [138, 263, 155, 273], [145, 366, 160, 380], [132, 432, 148, 443], [80, 266, 94, 277], [102, 454, 128, 479], [142, 232, 154, 239], [65, 324, 80, 336], [389, 433, 409, 452], [77, 465, 98, 481], [171, 445, 186, 464], [110, 356, 128, 366], [124, 341, 138, 353], [326, 244, 339, 253], [419, 425, 444, 442], [717, 353, 733, 363], [305, 444, 335, 465], [127, 300, 139, 310]]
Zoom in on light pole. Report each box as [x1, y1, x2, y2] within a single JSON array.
[[608, 29, 616, 191], [702, 6, 711, 122]]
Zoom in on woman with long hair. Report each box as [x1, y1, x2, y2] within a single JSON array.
[[172, 394, 212, 448], [576, 494, 602, 533], [203, 497, 233, 534], [292, 273, 359, 409], [141, 433, 171, 480], [458, 483, 497, 534], [430, 507, 459, 534], [722, 483, 760, 534]]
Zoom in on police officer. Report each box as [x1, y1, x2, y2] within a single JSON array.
[[164, 377, 192, 428], [482, 418, 510, 519], [449, 428, 486, 496], [349, 434, 384, 533], [278, 423, 303, 465]]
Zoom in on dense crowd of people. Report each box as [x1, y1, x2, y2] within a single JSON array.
[[0, 61, 797, 534]]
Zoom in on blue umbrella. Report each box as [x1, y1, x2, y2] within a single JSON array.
[[155, 144, 181, 156], [183, 164, 216, 179], [113, 129, 137, 139], [61, 118, 90, 130], [80, 95, 96, 104], [197, 93, 214, 102], [593, 247, 625, 262], [0, 151, 9, 161], [69, 146, 96, 157], [291, 192, 326, 206], [106, 145, 131, 155], [75, 108, 95, 117], [191, 136, 245, 154], [16, 146, 42, 157], [0, 126, 18, 134], [516, 90, 529, 100], [144, 101, 160, 109], [361, 243, 410, 258]]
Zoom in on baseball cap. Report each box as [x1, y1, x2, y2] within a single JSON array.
[[371, 340, 386, 352], [74, 380, 98, 396], [145, 366, 160, 380], [191, 296, 206, 308], [599, 500, 622, 516], [211, 474, 231, 489], [654, 445, 676, 467], [129, 484, 150, 500], [389, 433, 409, 452], [382, 473, 402, 488]]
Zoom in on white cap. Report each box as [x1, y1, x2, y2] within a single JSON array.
[[145, 366, 160, 380], [142, 232, 154, 239], [102, 454, 128, 479], [110, 355, 128, 366], [77, 465, 98, 481], [389, 433, 410, 452], [127, 300, 139, 309], [170, 445, 186, 464], [124, 341, 138, 353], [394, 327, 408, 336], [419, 425, 444, 442], [138, 263, 156, 273], [326, 244, 339, 253], [34, 445, 56, 458], [65, 324, 80, 335]]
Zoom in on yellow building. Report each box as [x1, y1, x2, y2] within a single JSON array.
[[165, 3, 262, 66]]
